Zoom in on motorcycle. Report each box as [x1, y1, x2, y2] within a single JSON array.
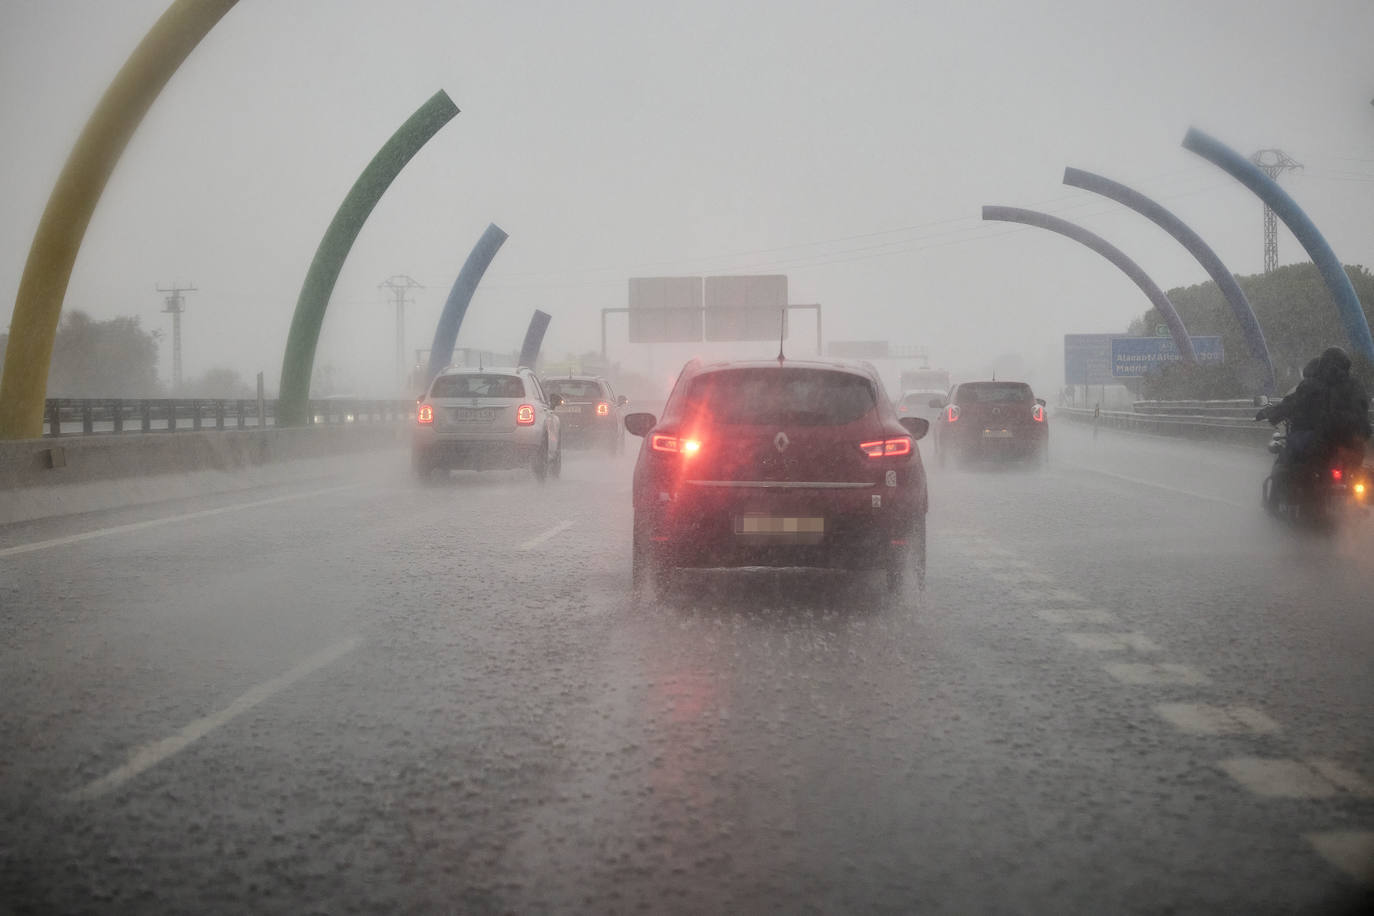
[[1260, 419, 1371, 529]]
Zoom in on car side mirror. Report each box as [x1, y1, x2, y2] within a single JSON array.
[[624, 412, 657, 437], [549, 393, 564, 408], [899, 416, 930, 440], [927, 398, 945, 409], [617, 395, 628, 406], [1035, 398, 1046, 407]]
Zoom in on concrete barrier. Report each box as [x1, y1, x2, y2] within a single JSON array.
[[0, 425, 407, 523]]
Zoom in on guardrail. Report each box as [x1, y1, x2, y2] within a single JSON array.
[[39, 398, 415, 437], [1056, 401, 1275, 448]]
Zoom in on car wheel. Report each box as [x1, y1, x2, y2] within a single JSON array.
[[884, 541, 907, 592], [411, 449, 433, 480], [531, 437, 549, 482], [631, 508, 671, 595], [912, 516, 927, 591], [550, 443, 562, 479]]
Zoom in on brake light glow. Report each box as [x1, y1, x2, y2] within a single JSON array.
[[860, 437, 912, 458], [417, 404, 434, 424], [1032, 404, 1046, 422], [516, 404, 535, 426], [947, 405, 960, 423], [1332, 468, 1343, 481], [651, 434, 702, 455], [596, 401, 610, 417]]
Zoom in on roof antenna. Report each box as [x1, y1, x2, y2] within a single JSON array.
[[478, 350, 484, 371], [776, 306, 786, 365]]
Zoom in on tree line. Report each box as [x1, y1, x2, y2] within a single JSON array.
[[1129, 263, 1374, 398], [0, 311, 255, 398]]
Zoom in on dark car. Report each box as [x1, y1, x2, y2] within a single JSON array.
[[930, 380, 1048, 466], [544, 375, 628, 454], [623, 358, 930, 593]]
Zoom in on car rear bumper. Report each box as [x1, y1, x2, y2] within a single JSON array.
[[413, 437, 538, 469], [637, 482, 920, 570]]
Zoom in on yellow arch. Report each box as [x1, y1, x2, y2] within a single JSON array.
[[0, 0, 240, 440]]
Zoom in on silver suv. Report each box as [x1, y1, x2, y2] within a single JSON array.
[[413, 367, 563, 480]]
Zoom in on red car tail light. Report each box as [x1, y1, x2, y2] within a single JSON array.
[[417, 404, 434, 424], [1332, 468, 1343, 481], [946, 405, 960, 423], [1032, 404, 1045, 422], [859, 437, 912, 458], [652, 434, 702, 455], [516, 404, 536, 426], [596, 401, 610, 416]]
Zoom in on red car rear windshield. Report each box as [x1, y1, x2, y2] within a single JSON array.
[[955, 383, 1033, 404], [682, 368, 876, 426]]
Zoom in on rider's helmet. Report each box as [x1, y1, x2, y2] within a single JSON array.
[[1316, 346, 1352, 382], [1302, 358, 1320, 378]]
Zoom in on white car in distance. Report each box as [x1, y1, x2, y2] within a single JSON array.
[[413, 367, 562, 481]]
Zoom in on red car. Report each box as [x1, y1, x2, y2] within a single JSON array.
[[624, 358, 930, 593], [930, 380, 1048, 466]]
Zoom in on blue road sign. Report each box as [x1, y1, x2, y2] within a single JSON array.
[[1111, 336, 1224, 377], [1064, 334, 1117, 386]]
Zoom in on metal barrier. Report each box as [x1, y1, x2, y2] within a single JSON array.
[[40, 398, 415, 438]]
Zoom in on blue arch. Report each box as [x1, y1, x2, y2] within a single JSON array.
[[519, 310, 552, 368], [1063, 166, 1275, 392], [982, 205, 1197, 363], [426, 223, 508, 382], [1182, 127, 1373, 362]]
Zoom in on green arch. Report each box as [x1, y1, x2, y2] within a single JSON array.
[[276, 90, 459, 426], [0, 0, 240, 440]]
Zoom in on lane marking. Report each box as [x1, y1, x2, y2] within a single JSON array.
[[1065, 632, 1161, 653], [1062, 464, 1249, 510], [1017, 588, 1089, 605], [1304, 831, 1374, 885], [519, 519, 575, 550], [1154, 703, 1281, 735], [65, 636, 362, 802], [1036, 609, 1120, 625], [1103, 662, 1209, 685], [1218, 758, 1374, 800], [988, 569, 1056, 586], [0, 485, 359, 559]]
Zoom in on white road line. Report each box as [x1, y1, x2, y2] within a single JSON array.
[[1103, 662, 1210, 685], [1065, 632, 1161, 653], [0, 485, 359, 559], [1218, 758, 1374, 800], [1304, 831, 1374, 885], [65, 636, 362, 802], [1036, 608, 1120, 625], [1154, 703, 1281, 735], [519, 519, 575, 550], [1017, 588, 1089, 605], [1062, 464, 1250, 510]]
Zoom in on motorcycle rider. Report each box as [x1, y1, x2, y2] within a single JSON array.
[[1257, 347, 1370, 508]]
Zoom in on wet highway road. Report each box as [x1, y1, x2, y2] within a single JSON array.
[[2, 422, 1373, 913]]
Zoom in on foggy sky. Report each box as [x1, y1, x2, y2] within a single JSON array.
[[1, 0, 1370, 397]]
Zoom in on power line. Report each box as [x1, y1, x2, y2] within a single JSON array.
[[378, 275, 423, 390], [1250, 149, 1302, 273], [156, 282, 196, 391]]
